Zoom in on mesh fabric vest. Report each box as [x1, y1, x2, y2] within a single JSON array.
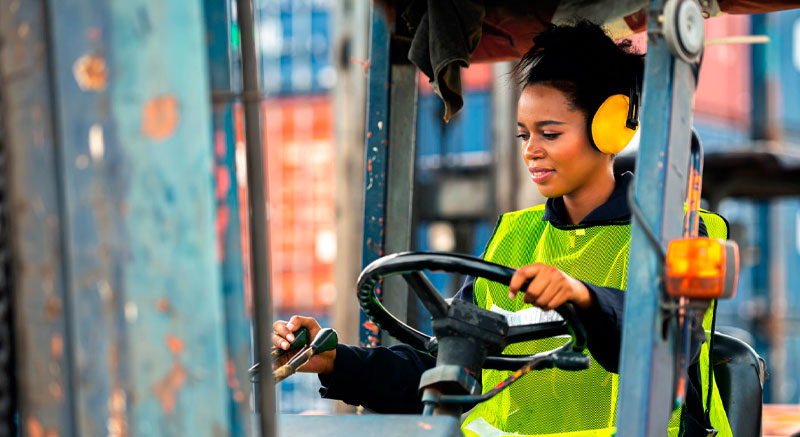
[[460, 205, 732, 437]]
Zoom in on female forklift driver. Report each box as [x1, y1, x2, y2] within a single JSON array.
[[272, 21, 730, 437]]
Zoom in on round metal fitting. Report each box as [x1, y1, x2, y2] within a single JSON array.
[[663, 0, 705, 63]]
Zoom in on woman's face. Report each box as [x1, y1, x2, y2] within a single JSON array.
[[516, 84, 611, 198]]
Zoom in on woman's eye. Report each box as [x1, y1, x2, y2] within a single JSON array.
[[542, 132, 561, 140], [516, 133, 530, 141]]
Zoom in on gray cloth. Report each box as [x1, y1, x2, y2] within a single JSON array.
[[403, 0, 485, 121]]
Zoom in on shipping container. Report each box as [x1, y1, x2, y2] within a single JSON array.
[[694, 14, 753, 126], [775, 9, 800, 143], [715, 199, 771, 362], [622, 15, 753, 148], [693, 118, 751, 153], [716, 196, 800, 404], [259, 0, 334, 96], [412, 60, 499, 336], [262, 96, 337, 311], [417, 64, 493, 172], [416, 89, 493, 171], [418, 63, 492, 96], [774, 198, 800, 403]]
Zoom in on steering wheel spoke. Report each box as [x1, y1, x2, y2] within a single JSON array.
[[504, 321, 569, 346], [402, 271, 448, 318]]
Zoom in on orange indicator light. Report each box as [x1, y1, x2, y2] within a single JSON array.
[[665, 238, 739, 299]]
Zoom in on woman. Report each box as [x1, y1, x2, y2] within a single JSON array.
[[273, 21, 730, 437]]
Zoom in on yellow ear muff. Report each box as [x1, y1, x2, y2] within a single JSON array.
[[591, 94, 638, 155]]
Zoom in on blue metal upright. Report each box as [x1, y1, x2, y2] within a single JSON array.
[[359, 2, 393, 348], [1, 1, 234, 435], [204, 0, 253, 435], [0, 1, 76, 434], [616, 1, 700, 435]]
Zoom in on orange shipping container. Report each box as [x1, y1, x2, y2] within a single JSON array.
[[263, 96, 337, 311], [236, 96, 337, 311], [419, 63, 492, 95], [694, 14, 752, 124]]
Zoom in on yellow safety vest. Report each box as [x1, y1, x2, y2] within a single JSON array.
[[460, 205, 732, 437]]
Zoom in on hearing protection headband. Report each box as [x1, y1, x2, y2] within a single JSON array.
[[590, 75, 640, 155], [626, 79, 640, 130]]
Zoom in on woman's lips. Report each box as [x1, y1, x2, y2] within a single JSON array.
[[529, 167, 555, 183]]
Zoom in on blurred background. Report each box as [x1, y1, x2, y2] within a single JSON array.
[[255, 0, 800, 416], [2, 0, 800, 435]]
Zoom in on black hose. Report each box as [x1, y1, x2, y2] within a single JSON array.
[[0, 102, 16, 437]]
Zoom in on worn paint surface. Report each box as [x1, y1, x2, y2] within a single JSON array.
[[203, 0, 253, 435], [615, 1, 698, 435], [3, 0, 233, 435], [359, 1, 392, 348], [43, 1, 132, 434], [0, 0, 76, 434], [72, 53, 108, 91], [3, 0, 234, 435], [141, 95, 179, 141], [107, 1, 230, 435]]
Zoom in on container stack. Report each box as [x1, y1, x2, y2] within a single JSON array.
[[257, 0, 337, 414], [692, 13, 800, 405], [412, 65, 497, 334]]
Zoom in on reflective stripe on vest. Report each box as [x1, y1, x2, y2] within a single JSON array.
[[460, 205, 732, 437]]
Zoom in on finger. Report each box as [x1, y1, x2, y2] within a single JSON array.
[[520, 266, 552, 303], [288, 315, 321, 338], [272, 333, 291, 350], [509, 265, 539, 299], [272, 320, 292, 350], [532, 282, 560, 308], [285, 315, 310, 341], [544, 287, 571, 310], [522, 274, 552, 305], [273, 320, 291, 339]]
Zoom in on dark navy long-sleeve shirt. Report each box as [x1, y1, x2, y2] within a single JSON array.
[[319, 172, 711, 432]]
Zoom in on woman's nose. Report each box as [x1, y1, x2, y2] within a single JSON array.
[[523, 140, 544, 160]]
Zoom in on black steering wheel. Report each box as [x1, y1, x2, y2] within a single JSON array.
[[356, 251, 589, 371]]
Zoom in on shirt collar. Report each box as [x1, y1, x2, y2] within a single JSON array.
[[542, 172, 634, 227]]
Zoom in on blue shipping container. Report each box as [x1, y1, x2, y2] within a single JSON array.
[[260, 0, 334, 96], [775, 9, 800, 143], [416, 90, 493, 171]]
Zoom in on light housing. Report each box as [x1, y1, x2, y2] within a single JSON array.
[[665, 238, 739, 299]]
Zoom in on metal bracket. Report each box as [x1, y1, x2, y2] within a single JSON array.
[[419, 365, 481, 397], [663, 0, 705, 63], [659, 299, 709, 342], [210, 89, 265, 104]]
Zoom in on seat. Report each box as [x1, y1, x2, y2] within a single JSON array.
[[710, 332, 768, 436]]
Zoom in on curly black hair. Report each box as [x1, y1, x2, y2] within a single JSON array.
[[513, 21, 644, 125]]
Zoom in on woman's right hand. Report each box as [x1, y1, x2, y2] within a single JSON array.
[[272, 315, 336, 374]]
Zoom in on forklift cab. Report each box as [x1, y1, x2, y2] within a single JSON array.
[[261, 0, 798, 436], [2, 0, 795, 435]]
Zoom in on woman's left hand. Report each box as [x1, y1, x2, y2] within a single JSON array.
[[508, 264, 593, 310]]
